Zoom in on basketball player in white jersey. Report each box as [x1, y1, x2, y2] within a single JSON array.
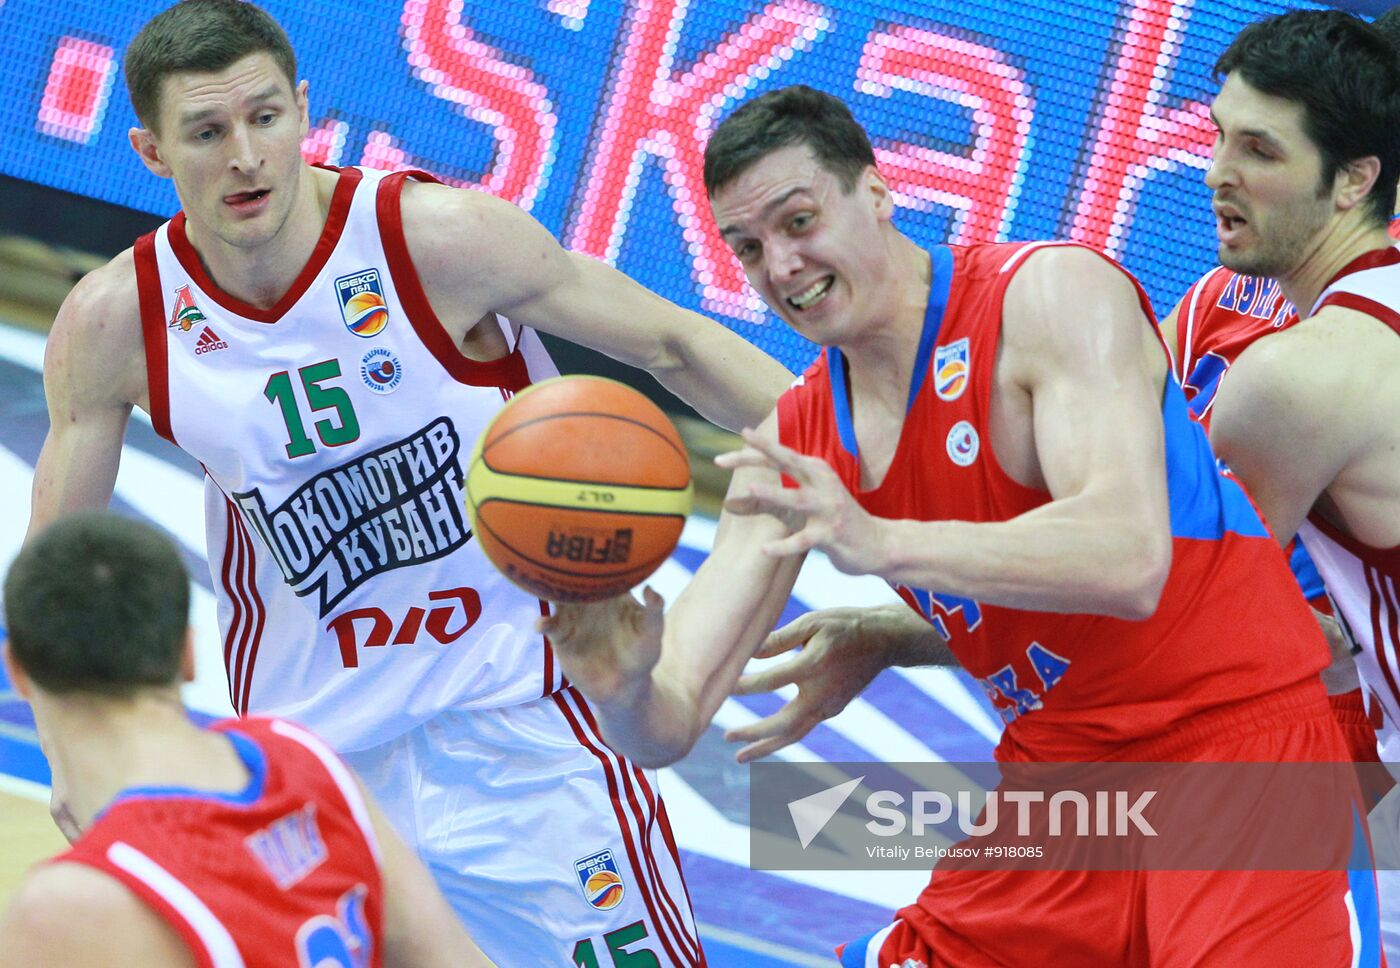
[[25, 1, 791, 962], [1192, 11, 1400, 956]]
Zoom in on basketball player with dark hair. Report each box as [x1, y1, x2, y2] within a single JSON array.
[[543, 77, 1382, 963], [0, 511, 492, 967], [27, 0, 793, 960], [1200, 8, 1400, 959]]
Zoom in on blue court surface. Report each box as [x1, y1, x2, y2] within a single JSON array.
[[0, 320, 1004, 965]]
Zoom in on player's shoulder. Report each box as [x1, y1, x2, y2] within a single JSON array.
[[50, 248, 142, 349], [1219, 319, 1353, 421], [398, 177, 527, 250], [397, 177, 555, 297], [1001, 242, 1143, 308], [1000, 243, 1148, 349], [58, 247, 140, 326], [0, 861, 193, 966], [45, 248, 147, 389]]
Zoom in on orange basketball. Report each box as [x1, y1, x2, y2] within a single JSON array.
[[464, 375, 693, 602]]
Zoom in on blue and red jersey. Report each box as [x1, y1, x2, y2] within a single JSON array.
[[57, 717, 384, 968], [776, 242, 1330, 762]]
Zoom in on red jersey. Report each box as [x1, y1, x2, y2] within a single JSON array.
[[1168, 265, 1331, 609], [1170, 265, 1296, 424], [776, 242, 1329, 761], [57, 717, 383, 968]]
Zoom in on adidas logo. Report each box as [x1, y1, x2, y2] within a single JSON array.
[[195, 327, 230, 356]]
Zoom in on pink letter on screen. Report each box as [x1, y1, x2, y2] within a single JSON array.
[[397, 0, 557, 210], [857, 25, 1033, 243], [1069, 0, 1213, 257], [568, 0, 830, 323]]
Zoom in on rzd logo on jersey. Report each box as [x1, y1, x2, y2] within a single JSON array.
[[575, 849, 625, 910], [335, 269, 389, 338], [934, 338, 970, 401], [168, 285, 206, 332]]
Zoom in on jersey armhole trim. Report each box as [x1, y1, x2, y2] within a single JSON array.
[[134, 230, 175, 445], [375, 171, 531, 391], [103, 842, 245, 968], [1315, 291, 1400, 340]]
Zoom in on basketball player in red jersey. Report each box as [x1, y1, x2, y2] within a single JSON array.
[[24, 0, 790, 959], [543, 80, 1384, 964], [0, 511, 491, 967]]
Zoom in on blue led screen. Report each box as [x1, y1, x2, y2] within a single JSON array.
[[0, 0, 1324, 374]]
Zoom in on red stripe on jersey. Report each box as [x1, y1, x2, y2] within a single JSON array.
[[572, 694, 699, 963], [551, 689, 697, 966], [375, 171, 531, 391], [654, 798, 699, 935], [1305, 512, 1400, 569], [235, 510, 268, 715], [133, 231, 175, 444], [1365, 566, 1400, 715], [539, 600, 555, 698], [225, 504, 256, 714], [166, 167, 361, 324], [1316, 291, 1400, 339], [219, 499, 248, 712]]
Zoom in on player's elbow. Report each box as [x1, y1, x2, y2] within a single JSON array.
[[1107, 531, 1171, 621]]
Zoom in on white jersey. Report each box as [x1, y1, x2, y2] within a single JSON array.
[[134, 166, 563, 751], [1297, 246, 1400, 755]]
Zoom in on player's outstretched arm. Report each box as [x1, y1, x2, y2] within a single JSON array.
[[721, 246, 1173, 619], [27, 252, 144, 541], [725, 603, 953, 762], [364, 781, 496, 967], [0, 862, 196, 967], [400, 182, 791, 432], [543, 414, 804, 767]]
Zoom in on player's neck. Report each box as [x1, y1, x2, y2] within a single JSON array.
[[182, 164, 336, 311], [37, 692, 249, 831], [838, 234, 931, 412], [1284, 218, 1394, 320]]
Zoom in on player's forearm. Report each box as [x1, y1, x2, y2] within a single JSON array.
[[871, 501, 1170, 620], [588, 672, 706, 769], [652, 324, 791, 432]]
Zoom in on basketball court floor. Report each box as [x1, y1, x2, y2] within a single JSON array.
[[0, 317, 1004, 964]]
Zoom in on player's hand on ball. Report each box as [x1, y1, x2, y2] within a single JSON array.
[[725, 604, 946, 762], [716, 428, 886, 575], [538, 587, 665, 705]]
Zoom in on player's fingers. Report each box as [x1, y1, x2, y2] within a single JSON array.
[[751, 616, 815, 659], [725, 705, 820, 762], [713, 446, 774, 471], [724, 483, 805, 518], [734, 658, 804, 695], [763, 529, 817, 559], [739, 428, 833, 484]]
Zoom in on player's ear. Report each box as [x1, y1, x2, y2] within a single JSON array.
[[1335, 156, 1381, 213], [295, 79, 310, 139], [179, 628, 197, 684], [865, 165, 894, 222], [129, 126, 172, 179], [2, 640, 33, 701]]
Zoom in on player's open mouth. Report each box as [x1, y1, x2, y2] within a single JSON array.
[[224, 189, 271, 212], [787, 276, 833, 311], [1217, 214, 1248, 244]]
